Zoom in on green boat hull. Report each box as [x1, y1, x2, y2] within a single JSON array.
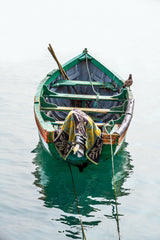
[[34, 49, 134, 168]]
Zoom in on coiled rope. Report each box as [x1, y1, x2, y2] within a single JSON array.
[[68, 163, 87, 240], [110, 134, 121, 240]]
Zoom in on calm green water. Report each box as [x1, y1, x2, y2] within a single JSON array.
[[0, 54, 160, 240]]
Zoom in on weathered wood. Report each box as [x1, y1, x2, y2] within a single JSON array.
[[43, 93, 125, 101], [114, 99, 135, 136], [43, 85, 128, 101], [48, 44, 69, 80], [125, 98, 134, 115], [52, 79, 116, 90], [40, 96, 57, 108], [40, 111, 55, 122], [40, 105, 125, 114], [48, 44, 78, 94], [52, 79, 103, 87]]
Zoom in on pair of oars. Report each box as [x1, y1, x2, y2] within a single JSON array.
[[48, 44, 78, 94]]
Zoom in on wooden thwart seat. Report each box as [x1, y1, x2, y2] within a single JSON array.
[[52, 80, 104, 87], [40, 110, 126, 126], [51, 79, 116, 90], [40, 105, 125, 114], [42, 85, 128, 101], [40, 96, 128, 115]]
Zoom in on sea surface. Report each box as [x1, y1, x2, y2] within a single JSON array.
[[0, 51, 160, 240], [1, 1, 160, 237]]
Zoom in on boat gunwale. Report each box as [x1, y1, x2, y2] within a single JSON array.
[[44, 52, 124, 87], [34, 51, 134, 144]]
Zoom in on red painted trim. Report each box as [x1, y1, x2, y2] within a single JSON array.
[[34, 110, 52, 143], [103, 133, 118, 144]]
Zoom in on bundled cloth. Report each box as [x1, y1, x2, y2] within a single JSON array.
[[54, 109, 103, 164]]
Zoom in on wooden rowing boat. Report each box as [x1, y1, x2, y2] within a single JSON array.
[[34, 48, 134, 170]]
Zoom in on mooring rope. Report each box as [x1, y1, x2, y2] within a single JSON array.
[[68, 163, 87, 240], [84, 52, 100, 104], [110, 134, 121, 240]]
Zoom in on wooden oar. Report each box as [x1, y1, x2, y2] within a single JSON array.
[[48, 44, 69, 80], [48, 44, 78, 94]]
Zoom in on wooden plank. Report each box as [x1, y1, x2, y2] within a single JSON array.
[[43, 93, 125, 101], [43, 85, 128, 101], [52, 80, 117, 90], [40, 106, 125, 114], [52, 80, 104, 87]]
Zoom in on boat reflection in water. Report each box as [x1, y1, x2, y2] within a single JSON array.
[[32, 141, 133, 239]]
